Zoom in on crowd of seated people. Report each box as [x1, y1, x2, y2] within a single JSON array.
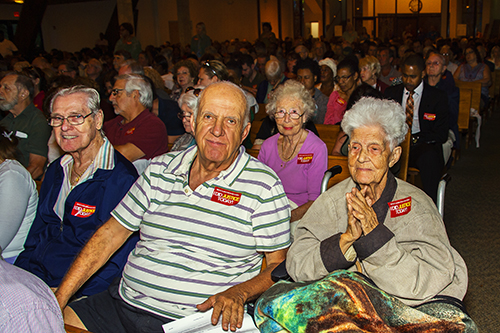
[[1, 20, 495, 331]]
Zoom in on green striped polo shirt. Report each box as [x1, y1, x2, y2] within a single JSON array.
[[113, 146, 291, 319]]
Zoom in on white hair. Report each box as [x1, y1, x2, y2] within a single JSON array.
[[341, 97, 408, 150], [116, 74, 153, 109]]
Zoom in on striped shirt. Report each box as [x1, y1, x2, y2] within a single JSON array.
[[113, 146, 291, 319], [54, 137, 115, 220]]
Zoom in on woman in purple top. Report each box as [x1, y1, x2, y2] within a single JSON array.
[[258, 80, 328, 226]]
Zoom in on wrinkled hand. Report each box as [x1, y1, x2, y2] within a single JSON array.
[[196, 286, 248, 331], [345, 196, 363, 242], [346, 187, 378, 235]]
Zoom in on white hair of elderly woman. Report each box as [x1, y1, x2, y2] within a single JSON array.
[[266, 80, 316, 123], [341, 97, 408, 150]]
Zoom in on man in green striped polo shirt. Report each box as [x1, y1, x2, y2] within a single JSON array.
[[56, 81, 291, 333]]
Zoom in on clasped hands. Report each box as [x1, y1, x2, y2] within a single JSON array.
[[343, 186, 379, 245]]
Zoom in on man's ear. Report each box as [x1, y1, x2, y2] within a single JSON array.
[[95, 109, 104, 131], [240, 122, 251, 144], [420, 70, 425, 80]]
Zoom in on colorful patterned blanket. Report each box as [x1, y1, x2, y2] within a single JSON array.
[[255, 270, 477, 332]]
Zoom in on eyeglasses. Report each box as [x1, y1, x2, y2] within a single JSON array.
[[441, 53, 450, 56], [274, 109, 304, 120], [111, 88, 125, 96], [185, 86, 203, 97], [426, 61, 441, 67], [203, 62, 217, 76], [58, 70, 71, 74], [177, 112, 192, 120], [48, 112, 93, 127], [335, 73, 354, 82]]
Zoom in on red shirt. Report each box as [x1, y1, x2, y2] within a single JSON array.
[[103, 109, 168, 159]]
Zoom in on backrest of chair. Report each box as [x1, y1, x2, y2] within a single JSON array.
[[246, 148, 260, 159], [250, 120, 263, 145], [457, 87, 472, 131], [315, 124, 341, 153], [455, 81, 481, 112], [325, 155, 351, 190], [398, 130, 412, 182], [255, 103, 268, 121]]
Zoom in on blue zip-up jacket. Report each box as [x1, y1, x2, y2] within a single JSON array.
[[15, 152, 139, 297]]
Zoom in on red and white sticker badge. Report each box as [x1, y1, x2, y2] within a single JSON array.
[[297, 153, 314, 164], [423, 113, 436, 121], [71, 202, 96, 218], [388, 197, 412, 218], [211, 187, 241, 206]]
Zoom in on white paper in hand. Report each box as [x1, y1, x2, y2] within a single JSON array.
[[162, 311, 259, 333]]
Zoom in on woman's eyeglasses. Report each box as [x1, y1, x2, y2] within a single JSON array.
[[334, 73, 354, 82], [185, 87, 203, 97], [274, 109, 304, 120]]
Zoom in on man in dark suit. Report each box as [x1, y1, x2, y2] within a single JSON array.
[[385, 54, 449, 203]]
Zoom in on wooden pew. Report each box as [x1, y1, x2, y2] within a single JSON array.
[[65, 324, 91, 333], [315, 124, 341, 153], [455, 81, 481, 114], [457, 87, 473, 150]]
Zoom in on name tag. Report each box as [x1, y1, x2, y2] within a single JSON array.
[[126, 127, 136, 135], [15, 131, 28, 139], [423, 113, 436, 121], [388, 197, 412, 218], [211, 187, 241, 206], [297, 153, 313, 164], [71, 202, 96, 218]]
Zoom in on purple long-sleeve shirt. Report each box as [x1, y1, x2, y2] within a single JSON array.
[[258, 130, 328, 206]]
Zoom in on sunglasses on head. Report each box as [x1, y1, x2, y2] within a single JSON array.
[[185, 86, 203, 97], [203, 62, 217, 76]]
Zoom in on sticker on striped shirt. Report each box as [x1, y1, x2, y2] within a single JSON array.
[[388, 197, 411, 218], [71, 202, 96, 218], [297, 153, 313, 164], [211, 187, 241, 206]]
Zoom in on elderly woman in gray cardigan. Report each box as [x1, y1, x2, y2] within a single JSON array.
[[255, 97, 477, 332]]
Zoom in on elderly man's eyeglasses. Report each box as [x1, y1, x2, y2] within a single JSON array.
[[426, 61, 441, 67], [48, 113, 93, 127], [177, 112, 192, 120], [274, 109, 304, 120], [335, 73, 354, 82], [111, 88, 125, 96]]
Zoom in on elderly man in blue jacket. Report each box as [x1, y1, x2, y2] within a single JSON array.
[[15, 86, 139, 297]]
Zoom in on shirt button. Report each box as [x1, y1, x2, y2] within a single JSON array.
[[184, 189, 188, 194]]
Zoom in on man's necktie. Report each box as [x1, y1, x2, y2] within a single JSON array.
[[406, 91, 414, 128]]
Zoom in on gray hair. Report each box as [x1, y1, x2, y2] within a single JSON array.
[[265, 59, 282, 82], [178, 87, 202, 111], [341, 97, 408, 150], [193, 81, 250, 130], [49, 85, 103, 135], [120, 60, 144, 75], [116, 74, 153, 109], [50, 85, 100, 114], [266, 80, 315, 123]]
